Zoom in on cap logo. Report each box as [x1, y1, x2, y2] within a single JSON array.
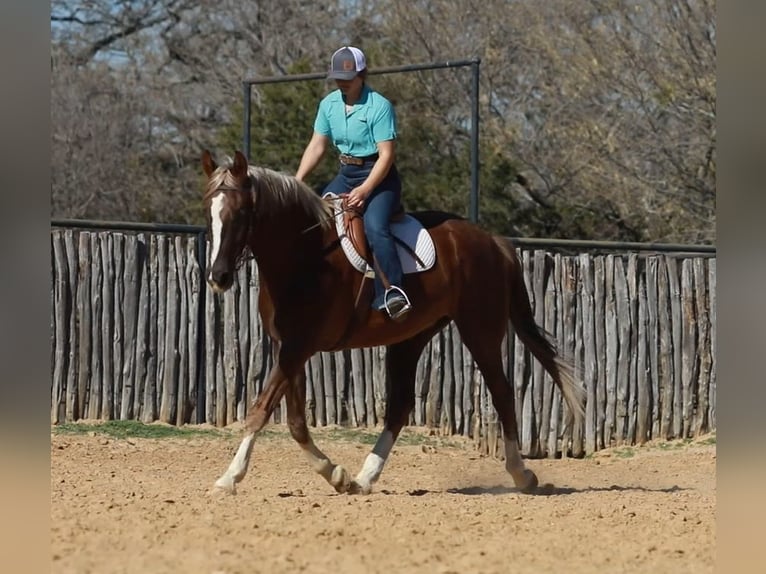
[[342, 59, 354, 71]]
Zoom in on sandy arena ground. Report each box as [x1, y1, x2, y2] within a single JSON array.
[[51, 424, 716, 574]]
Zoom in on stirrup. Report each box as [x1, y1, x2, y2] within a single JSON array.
[[383, 286, 412, 320]]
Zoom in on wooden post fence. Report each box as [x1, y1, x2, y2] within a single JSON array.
[[50, 227, 716, 458]]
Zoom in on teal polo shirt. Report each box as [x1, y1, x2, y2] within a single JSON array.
[[313, 84, 397, 157]]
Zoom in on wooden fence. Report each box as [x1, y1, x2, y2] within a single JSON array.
[[50, 228, 716, 458]]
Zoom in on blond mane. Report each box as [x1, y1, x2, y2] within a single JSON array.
[[205, 158, 333, 228]]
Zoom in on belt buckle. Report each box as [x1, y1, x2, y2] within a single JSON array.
[[340, 154, 361, 166]]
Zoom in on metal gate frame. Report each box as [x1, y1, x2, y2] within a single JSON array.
[[241, 59, 482, 223]]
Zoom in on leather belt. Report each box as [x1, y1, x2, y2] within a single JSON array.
[[339, 153, 379, 166]]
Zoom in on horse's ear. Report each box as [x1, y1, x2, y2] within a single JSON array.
[[201, 150, 217, 179], [232, 150, 249, 180]]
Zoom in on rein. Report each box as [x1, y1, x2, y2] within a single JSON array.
[[301, 201, 357, 234], [240, 182, 258, 269]]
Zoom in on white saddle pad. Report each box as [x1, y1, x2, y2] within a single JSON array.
[[323, 193, 436, 275]]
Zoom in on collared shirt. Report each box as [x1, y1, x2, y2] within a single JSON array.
[[313, 84, 397, 157]]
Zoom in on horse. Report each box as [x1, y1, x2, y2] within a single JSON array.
[[202, 150, 584, 496]]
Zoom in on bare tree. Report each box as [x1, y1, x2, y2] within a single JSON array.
[[51, 0, 715, 243], [51, 0, 347, 223], [363, 0, 716, 242]]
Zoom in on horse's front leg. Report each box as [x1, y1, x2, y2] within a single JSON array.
[[285, 371, 352, 494], [349, 428, 397, 494], [211, 368, 287, 495], [349, 335, 428, 494]]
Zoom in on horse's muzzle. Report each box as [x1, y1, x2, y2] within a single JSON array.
[[208, 267, 234, 292]]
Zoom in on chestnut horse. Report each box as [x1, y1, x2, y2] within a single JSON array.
[[203, 150, 584, 495]]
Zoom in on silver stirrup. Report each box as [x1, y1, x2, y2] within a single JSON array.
[[384, 286, 412, 320]]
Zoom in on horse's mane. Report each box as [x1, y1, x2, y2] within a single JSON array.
[[205, 158, 333, 229]]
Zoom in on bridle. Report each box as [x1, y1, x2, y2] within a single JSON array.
[[211, 179, 352, 271], [210, 179, 258, 271]]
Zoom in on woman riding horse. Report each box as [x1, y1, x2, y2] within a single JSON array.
[[202, 149, 584, 496], [296, 46, 410, 320]]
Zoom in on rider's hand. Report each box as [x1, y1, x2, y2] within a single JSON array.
[[346, 186, 370, 209]]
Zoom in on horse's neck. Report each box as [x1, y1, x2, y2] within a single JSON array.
[[249, 205, 327, 284]]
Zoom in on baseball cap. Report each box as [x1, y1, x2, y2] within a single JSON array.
[[327, 46, 367, 80]]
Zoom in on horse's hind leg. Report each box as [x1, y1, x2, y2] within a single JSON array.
[[212, 366, 288, 494], [481, 354, 538, 493], [454, 319, 539, 493], [285, 371, 352, 494], [350, 327, 442, 494]]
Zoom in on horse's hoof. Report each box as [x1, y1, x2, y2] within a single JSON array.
[[537, 482, 556, 495], [519, 469, 539, 494], [348, 480, 372, 495], [331, 465, 351, 494], [211, 477, 237, 495]]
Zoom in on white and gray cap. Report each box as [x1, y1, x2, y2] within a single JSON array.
[[327, 46, 367, 80]]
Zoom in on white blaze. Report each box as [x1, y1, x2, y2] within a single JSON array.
[[209, 195, 225, 272]]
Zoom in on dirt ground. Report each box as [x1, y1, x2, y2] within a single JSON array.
[[51, 424, 716, 574]]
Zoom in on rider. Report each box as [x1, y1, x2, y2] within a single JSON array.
[[296, 46, 410, 319]]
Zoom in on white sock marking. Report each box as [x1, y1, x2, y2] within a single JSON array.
[[356, 429, 395, 487], [298, 438, 349, 491], [215, 432, 256, 491], [300, 438, 335, 481]]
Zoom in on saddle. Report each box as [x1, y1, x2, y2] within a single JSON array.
[[323, 193, 436, 276], [341, 195, 405, 265]]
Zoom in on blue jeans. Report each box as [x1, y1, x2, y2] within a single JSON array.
[[324, 162, 404, 302]]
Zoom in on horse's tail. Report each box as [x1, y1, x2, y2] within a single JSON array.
[[492, 236, 586, 432]]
